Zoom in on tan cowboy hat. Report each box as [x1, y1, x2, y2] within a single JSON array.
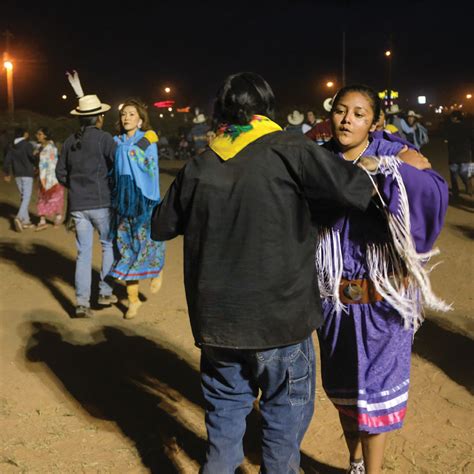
[[287, 110, 304, 125], [70, 94, 111, 116], [386, 104, 401, 115], [193, 113, 206, 124], [407, 110, 422, 118], [323, 97, 333, 113]]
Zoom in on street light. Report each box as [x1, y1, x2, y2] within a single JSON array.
[[3, 55, 14, 114], [385, 49, 393, 106], [164, 87, 171, 94], [467, 94, 472, 99], [326, 81, 334, 88]]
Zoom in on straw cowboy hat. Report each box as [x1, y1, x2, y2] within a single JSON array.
[[193, 113, 206, 124], [323, 97, 333, 113], [407, 110, 422, 118], [386, 104, 402, 115], [70, 94, 111, 116], [287, 110, 304, 125], [66, 70, 111, 116]]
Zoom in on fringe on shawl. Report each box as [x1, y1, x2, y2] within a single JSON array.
[[368, 156, 451, 330], [109, 174, 158, 239], [316, 155, 451, 331], [315, 226, 346, 316]]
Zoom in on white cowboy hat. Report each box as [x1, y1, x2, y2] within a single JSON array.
[[386, 104, 401, 115], [323, 97, 333, 113], [70, 94, 111, 116], [193, 113, 206, 124], [287, 110, 304, 125], [407, 110, 422, 118]]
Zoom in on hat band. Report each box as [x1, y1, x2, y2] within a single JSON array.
[[76, 105, 102, 113]]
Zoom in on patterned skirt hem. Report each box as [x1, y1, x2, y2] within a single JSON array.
[[109, 267, 163, 281], [335, 404, 407, 434]]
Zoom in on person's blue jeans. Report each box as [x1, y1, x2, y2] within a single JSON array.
[[200, 335, 316, 474], [71, 208, 114, 307], [15, 177, 33, 223], [449, 162, 472, 194]]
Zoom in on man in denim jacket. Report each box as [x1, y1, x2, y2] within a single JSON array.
[[56, 94, 117, 318]]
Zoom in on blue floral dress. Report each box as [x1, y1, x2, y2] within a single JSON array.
[[108, 130, 165, 280]]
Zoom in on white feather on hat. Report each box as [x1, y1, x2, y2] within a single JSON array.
[[66, 70, 84, 98]]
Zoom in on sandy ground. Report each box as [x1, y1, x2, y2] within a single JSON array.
[[0, 137, 473, 473]]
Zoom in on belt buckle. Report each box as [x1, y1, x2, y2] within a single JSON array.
[[343, 282, 364, 301]]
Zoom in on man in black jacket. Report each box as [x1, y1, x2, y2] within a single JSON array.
[[56, 94, 117, 318], [151, 73, 376, 473], [3, 128, 36, 232]]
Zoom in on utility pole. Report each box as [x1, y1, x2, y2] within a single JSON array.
[[342, 31, 346, 87]]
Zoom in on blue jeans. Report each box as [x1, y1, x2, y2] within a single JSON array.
[[71, 208, 114, 307], [15, 177, 33, 223], [449, 162, 472, 194], [200, 335, 315, 474]]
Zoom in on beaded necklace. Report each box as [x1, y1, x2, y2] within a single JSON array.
[[342, 140, 370, 164]]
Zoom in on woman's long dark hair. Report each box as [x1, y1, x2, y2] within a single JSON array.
[[213, 72, 275, 126], [37, 126, 53, 141]]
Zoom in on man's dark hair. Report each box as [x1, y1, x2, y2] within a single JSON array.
[[14, 127, 26, 139], [213, 72, 275, 126]]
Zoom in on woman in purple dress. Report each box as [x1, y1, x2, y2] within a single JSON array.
[[315, 85, 450, 474]]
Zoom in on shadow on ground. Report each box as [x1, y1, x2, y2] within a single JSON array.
[[450, 223, 474, 239], [413, 318, 474, 394], [448, 193, 474, 213], [25, 322, 342, 473]]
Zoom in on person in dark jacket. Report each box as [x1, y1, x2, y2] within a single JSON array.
[[56, 93, 117, 318], [443, 110, 473, 197], [151, 72, 376, 474], [3, 127, 36, 232], [187, 113, 210, 155]]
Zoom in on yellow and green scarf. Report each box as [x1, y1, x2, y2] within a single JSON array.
[[210, 115, 282, 161]]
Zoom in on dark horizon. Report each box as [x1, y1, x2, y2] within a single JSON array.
[[1, 1, 473, 118]]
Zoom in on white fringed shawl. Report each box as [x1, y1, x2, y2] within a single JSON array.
[[315, 155, 451, 331]]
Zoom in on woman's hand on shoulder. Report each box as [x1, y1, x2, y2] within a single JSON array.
[[397, 146, 431, 170]]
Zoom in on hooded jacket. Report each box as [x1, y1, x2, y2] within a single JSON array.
[[3, 139, 36, 177]]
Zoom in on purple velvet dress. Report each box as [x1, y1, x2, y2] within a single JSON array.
[[317, 137, 449, 433]]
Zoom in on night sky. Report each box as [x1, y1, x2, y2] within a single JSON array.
[[1, 1, 473, 118]]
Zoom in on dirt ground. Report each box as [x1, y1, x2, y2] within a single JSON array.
[[1, 137, 473, 473]]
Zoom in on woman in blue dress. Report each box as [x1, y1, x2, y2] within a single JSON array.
[[109, 99, 165, 318]]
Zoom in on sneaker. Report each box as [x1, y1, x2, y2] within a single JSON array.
[[347, 460, 365, 474], [22, 222, 35, 229], [75, 305, 93, 318], [14, 218, 23, 232], [97, 294, 118, 305]]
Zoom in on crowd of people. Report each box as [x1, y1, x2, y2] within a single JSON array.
[[1, 69, 470, 473]]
